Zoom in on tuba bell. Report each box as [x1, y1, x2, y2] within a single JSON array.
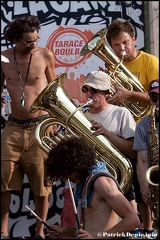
[[30, 73, 133, 194], [80, 28, 150, 121]]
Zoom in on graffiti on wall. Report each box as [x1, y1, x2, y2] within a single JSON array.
[[1, 1, 144, 48], [9, 177, 64, 238], [1, 1, 144, 237]]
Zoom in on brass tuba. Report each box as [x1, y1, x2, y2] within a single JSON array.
[[30, 73, 133, 194], [80, 28, 150, 121]]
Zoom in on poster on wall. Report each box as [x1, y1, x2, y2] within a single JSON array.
[[1, 1, 145, 237], [45, 24, 105, 105]]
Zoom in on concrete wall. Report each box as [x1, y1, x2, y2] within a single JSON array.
[[149, 1, 159, 58]]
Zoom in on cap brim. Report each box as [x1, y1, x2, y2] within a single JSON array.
[[148, 88, 159, 95]]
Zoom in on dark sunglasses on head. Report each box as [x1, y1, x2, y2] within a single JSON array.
[[150, 95, 159, 103], [82, 86, 101, 94]]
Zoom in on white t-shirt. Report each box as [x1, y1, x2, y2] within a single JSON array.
[[85, 104, 136, 139]]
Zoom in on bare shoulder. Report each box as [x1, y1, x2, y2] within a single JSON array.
[[36, 46, 54, 58], [94, 176, 118, 189], [94, 176, 122, 200], [1, 48, 14, 67], [1, 48, 13, 58], [1, 48, 11, 54]]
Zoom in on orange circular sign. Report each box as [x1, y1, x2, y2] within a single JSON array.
[[46, 27, 90, 67]]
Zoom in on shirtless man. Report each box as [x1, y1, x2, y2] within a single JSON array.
[[1, 15, 56, 239], [45, 136, 140, 239]]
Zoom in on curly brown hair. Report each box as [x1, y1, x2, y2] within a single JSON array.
[[106, 19, 135, 44], [45, 136, 97, 181], [5, 15, 41, 43]]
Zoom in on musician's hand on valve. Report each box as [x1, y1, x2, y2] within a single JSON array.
[[153, 148, 159, 163], [44, 124, 58, 138], [107, 83, 130, 105], [90, 120, 108, 137]]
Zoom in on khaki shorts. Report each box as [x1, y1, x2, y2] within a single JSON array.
[[1, 116, 52, 196]]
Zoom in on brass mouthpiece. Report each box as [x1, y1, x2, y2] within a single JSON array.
[[121, 51, 126, 57], [87, 98, 93, 105], [82, 98, 93, 108]]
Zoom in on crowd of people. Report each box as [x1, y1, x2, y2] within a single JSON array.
[[1, 15, 159, 239]]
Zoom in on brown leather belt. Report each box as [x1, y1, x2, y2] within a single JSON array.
[[8, 114, 49, 128]]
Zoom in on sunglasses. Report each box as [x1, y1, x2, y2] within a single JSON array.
[[19, 36, 40, 47], [150, 95, 159, 103], [82, 86, 102, 95]]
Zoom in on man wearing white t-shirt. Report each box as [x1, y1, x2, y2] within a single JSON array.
[[81, 70, 136, 160]]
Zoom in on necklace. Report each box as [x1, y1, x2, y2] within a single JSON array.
[[14, 47, 32, 107]]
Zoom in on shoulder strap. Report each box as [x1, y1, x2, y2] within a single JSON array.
[[83, 172, 123, 202]]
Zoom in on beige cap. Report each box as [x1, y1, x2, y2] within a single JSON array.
[[82, 71, 111, 91]]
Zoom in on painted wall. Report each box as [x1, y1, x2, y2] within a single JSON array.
[[1, 1, 153, 238], [149, 1, 159, 58]]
